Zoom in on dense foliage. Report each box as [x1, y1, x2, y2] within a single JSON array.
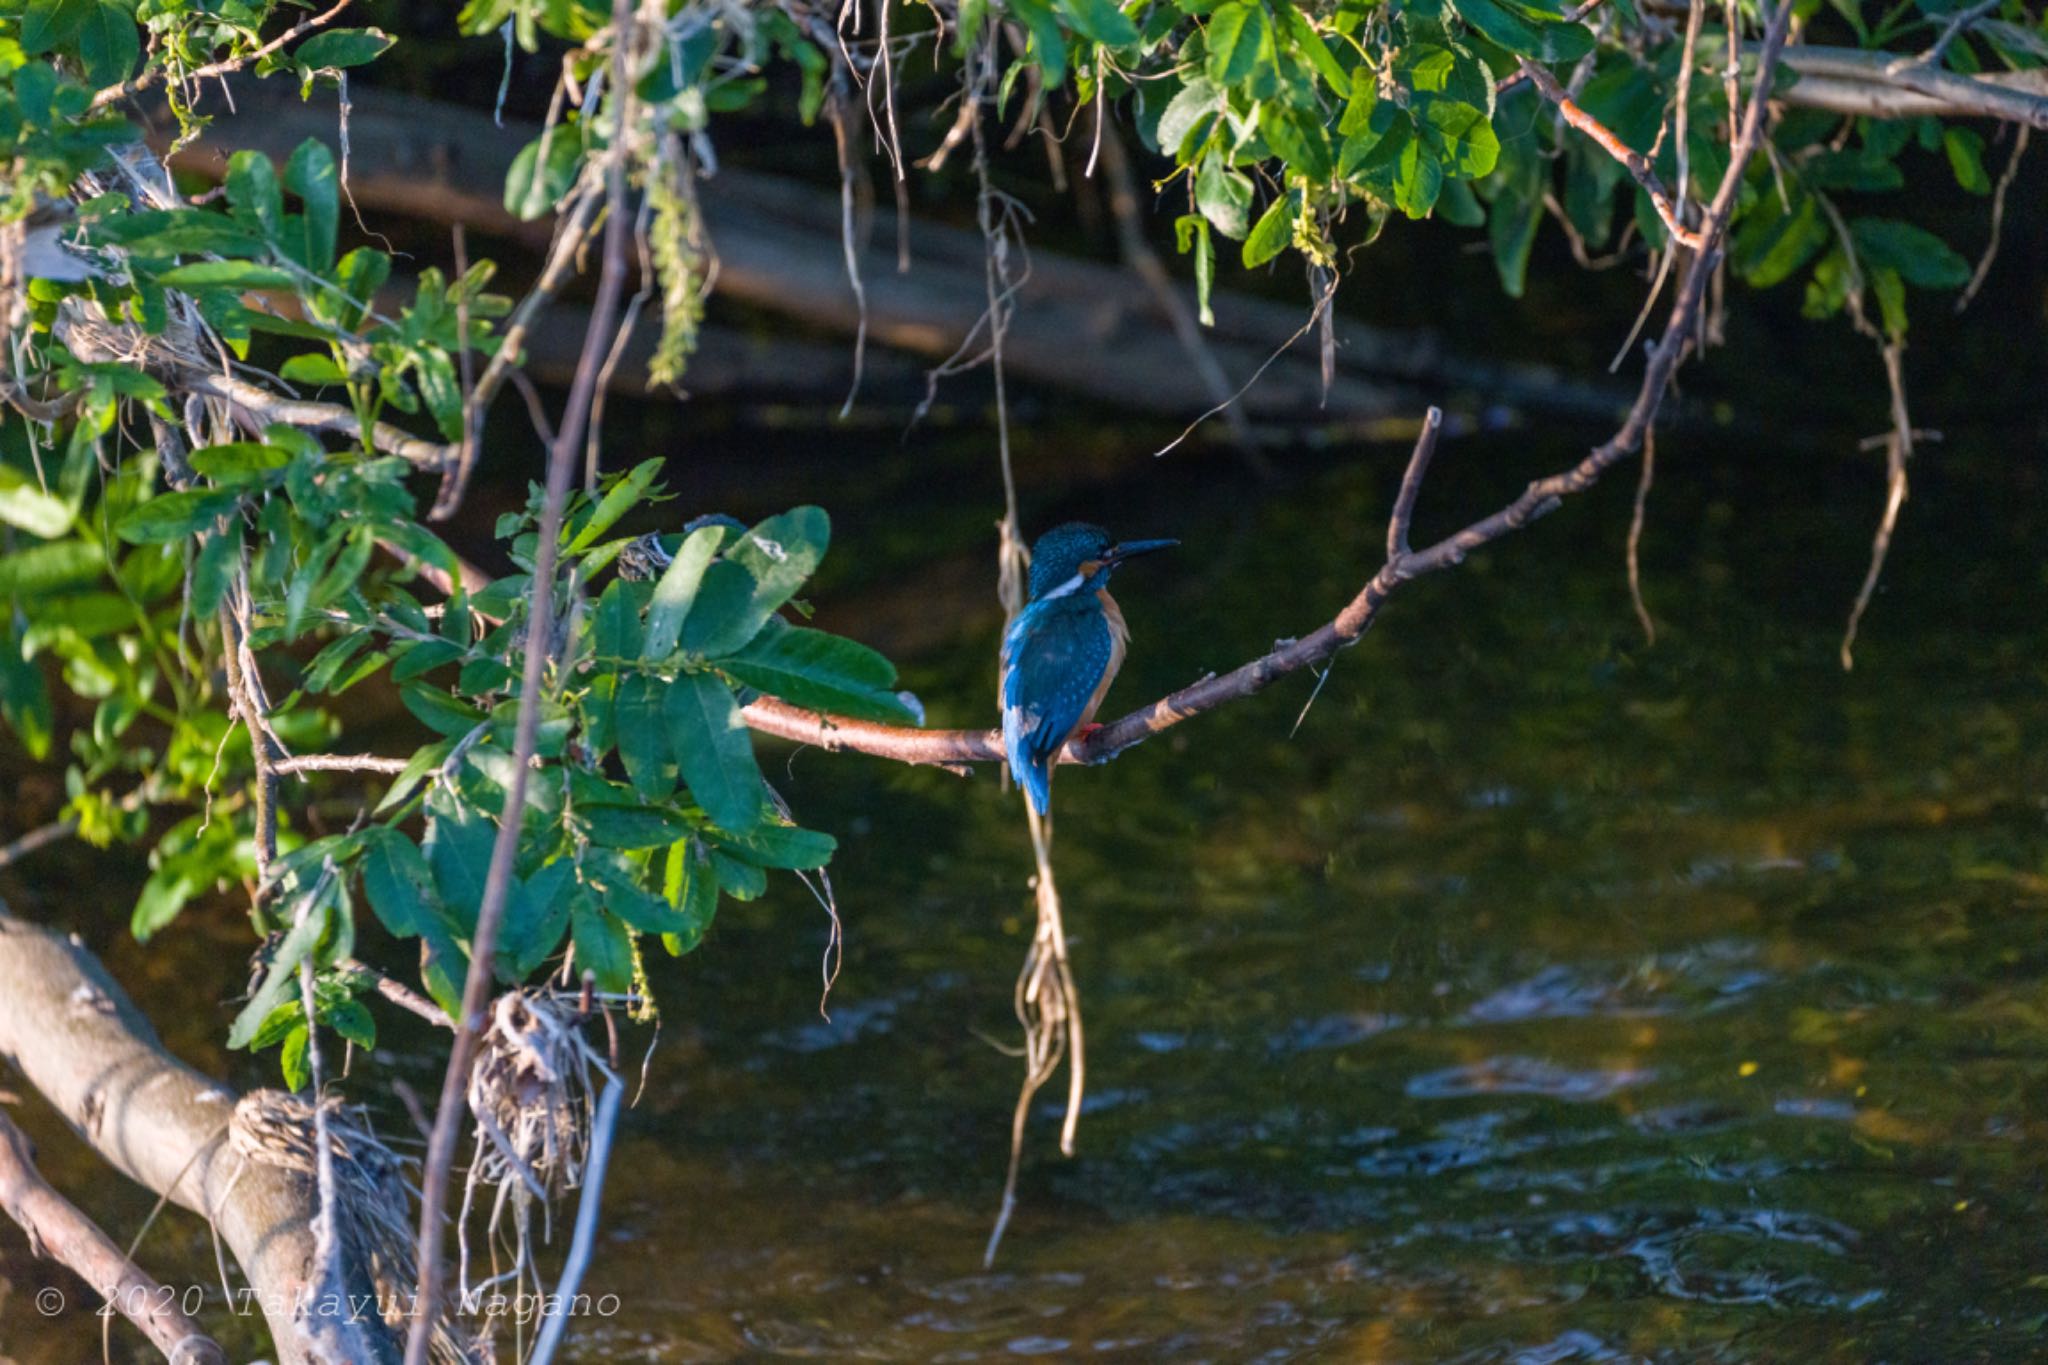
[[0, 0, 2039, 1084]]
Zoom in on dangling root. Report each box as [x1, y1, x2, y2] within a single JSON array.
[[985, 803, 1084, 1267]]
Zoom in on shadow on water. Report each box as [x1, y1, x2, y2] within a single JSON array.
[[6, 405, 2048, 1362]]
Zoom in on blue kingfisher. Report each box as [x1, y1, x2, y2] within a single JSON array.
[[1000, 523, 1177, 816]]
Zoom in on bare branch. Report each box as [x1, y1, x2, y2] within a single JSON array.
[[1520, 59, 1703, 252], [273, 754, 413, 776], [1768, 45, 2048, 129], [1386, 407, 1443, 562], [0, 1112, 227, 1365]]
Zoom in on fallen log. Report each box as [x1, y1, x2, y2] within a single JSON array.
[[142, 81, 1621, 426]]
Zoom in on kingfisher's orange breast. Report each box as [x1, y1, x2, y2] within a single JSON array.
[[1079, 588, 1129, 730]]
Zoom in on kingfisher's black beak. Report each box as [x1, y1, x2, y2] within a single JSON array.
[[1105, 538, 1178, 566]]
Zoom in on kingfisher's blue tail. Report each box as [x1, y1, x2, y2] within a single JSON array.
[[1015, 756, 1052, 817]]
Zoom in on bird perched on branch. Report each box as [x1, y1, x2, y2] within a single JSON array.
[[1001, 523, 1177, 816]]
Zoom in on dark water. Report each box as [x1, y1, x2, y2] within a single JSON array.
[[5, 414, 2047, 1362]]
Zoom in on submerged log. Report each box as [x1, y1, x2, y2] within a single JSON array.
[[143, 81, 1620, 426]]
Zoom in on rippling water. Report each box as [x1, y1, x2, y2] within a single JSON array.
[[6, 423, 2045, 1362]]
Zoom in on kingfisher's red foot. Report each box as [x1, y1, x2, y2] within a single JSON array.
[[1079, 723, 1104, 738]]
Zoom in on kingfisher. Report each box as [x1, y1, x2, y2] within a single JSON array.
[[1001, 523, 1177, 816]]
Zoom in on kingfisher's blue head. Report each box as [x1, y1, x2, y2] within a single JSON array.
[[1025, 522, 1178, 602]]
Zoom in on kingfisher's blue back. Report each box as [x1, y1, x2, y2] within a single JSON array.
[[999, 523, 1174, 817]]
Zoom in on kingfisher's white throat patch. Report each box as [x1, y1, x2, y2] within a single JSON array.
[[1040, 573, 1087, 600]]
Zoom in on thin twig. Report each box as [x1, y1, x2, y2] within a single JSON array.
[[826, 72, 871, 418], [273, 753, 412, 776], [1096, 122, 1263, 464], [1149, 276, 1336, 459], [1627, 422, 1657, 644], [1520, 59, 1703, 252], [1958, 125, 2029, 312], [524, 1073, 622, 1365], [0, 817, 79, 871], [1840, 342, 1912, 670], [1890, 0, 2001, 74], [88, 0, 356, 111]]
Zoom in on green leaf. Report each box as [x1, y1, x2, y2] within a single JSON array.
[[1195, 153, 1254, 238], [361, 829, 441, 936], [189, 441, 292, 482], [1157, 76, 1223, 157], [712, 822, 838, 870], [77, 3, 139, 87], [1871, 265, 1908, 338], [0, 630, 53, 762], [1943, 127, 1991, 195], [0, 539, 103, 594], [372, 738, 454, 815], [580, 802, 692, 850], [501, 857, 575, 980], [660, 838, 719, 956], [400, 684, 486, 737], [1177, 214, 1217, 325], [1731, 187, 1828, 289], [566, 458, 665, 554], [1454, 0, 1592, 60], [333, 247, 392, 329], [130, 862, 198, 942], [1278, 5, 1350, 91], [695, 506, 830, 657], [0, 467, 76, 539], [192, 530, 237, 620], [20, 0, 94, 55], [279, 1024, 311, 1091], [723, 621, 917, 723], [614, 672, 677, 799], [1261, 104, 1333, 183], [1420, 100, 1500, 179], [1010, 0, 1070, 84], [1850, 218, 1971, 289], [1206, 2, 1273, 85], [570, 904, 634, 993], [228, 895, 330, 1048], [329, 1000, 376, 1050], [226, 152, 284, 243], [284, 139, 339, 272], [1340, 66, 1380, 136], [711, 851, 768, 901], [293, 26, 395, 71], [280, 353, 347, 386], [640, 523, 723, 659], [115, 488, 238, 544], [425, 800, 497, 929], [664, 671, 763, 831], [1242, 188, 1299, 267], [505, 125, 586, 222], [156, 261, 300, 291], [1392, 130, 1444, 217], [1057, 0, 1140, 46]]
